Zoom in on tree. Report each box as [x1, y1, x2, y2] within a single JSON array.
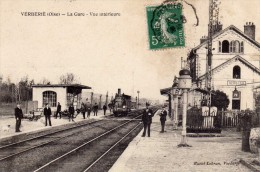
[[0, 77, 15, 103], [211, 90, 230, 110], [39, 77, 51, 85], [18, 76, 35, 101], [59, 73, 80, 84]]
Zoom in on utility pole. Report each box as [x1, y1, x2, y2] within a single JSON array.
[[105, 91, 108, 106], [137, 91, 140, 109], [206, 0, 220, 107]]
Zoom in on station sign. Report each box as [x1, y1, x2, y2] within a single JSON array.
[[227, 80, 246, 86]]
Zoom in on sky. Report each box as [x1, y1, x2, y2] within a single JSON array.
[[0, 0, 260, 101]]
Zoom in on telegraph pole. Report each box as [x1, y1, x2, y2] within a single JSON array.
[[206, 0, 220, 107], [206, 0, 213, 107]]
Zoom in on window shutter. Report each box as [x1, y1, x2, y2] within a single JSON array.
[[229, 41, 233, 53], [240, 41, 244, 53], [218, 41, 221, 52]]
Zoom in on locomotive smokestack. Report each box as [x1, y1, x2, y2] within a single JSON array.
[[118, 88, 121, 95]]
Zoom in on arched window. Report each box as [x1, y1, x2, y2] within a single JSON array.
[[230, 40, 240, 53], [233, 66, 241, 79], [234, 41, 240, 53], [222, 40, 229, 53], [43, 91, 57, 107]]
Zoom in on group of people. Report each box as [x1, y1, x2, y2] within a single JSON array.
[[15, 102, 168, 135], [141, 105, 168, 137], [81, 103, 108, 118], [14, 103, 53, 132], [14, 102, 112, 132]]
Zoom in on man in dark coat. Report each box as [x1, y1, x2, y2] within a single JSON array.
[[44, 104, 52, 126], [103, 104, 107, 115], [141, 105, 154, 137], [81, 102, 86, 119], [160, 107, 167, 133], [14, 103, 23, 132], [86, 103, 92, 119], [55, 102, 61, 119], [93, 103, 98, 116], [68, 104, 75, 122]]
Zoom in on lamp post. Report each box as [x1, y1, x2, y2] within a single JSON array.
[[136, 96, 138, 109], [178, 69, 192, 147], [172, 76, 179, 130], [137, 90, 140, 109]]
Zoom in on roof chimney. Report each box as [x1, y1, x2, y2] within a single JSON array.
[[209, 22, 223, 36], [200, 35, 208, 44], [244, 22, 255, 40]]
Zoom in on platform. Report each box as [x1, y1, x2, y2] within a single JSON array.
[[109, 111, 256, 172], [0, 110, 111, 139]]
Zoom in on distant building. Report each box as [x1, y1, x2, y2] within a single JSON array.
[[32, 84, 91, 111], [188, 22, 260, 110]]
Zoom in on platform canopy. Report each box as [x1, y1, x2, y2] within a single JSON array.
[[160, 87, 172, 96]]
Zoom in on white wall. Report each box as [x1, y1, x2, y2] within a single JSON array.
[[196, 29, 260, 78], [32, 87, 67, 111]]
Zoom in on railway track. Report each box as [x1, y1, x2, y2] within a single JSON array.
[[0, 120, 105, 161], [34, 117, 142, 172], [0, 106, 160, 172]]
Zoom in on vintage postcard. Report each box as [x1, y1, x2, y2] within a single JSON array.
[[0, 0, 260, 171]]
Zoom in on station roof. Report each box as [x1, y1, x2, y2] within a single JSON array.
[[32, 84, 91, 89], [160, 87, 172, 95]]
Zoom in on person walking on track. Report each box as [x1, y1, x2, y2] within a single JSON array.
[[69, 104, 75, 122], [14, 103, 23, 132], [44, 103, 52, 126], [141, 104, 154, 137], [55, 102, 61, 119], [159, 107, 167, 133]]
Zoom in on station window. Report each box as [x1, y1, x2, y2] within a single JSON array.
[[230, 40, 240, 53], [233, 65, 241, 79], [222, 40, 229, 53], [43, 91, 57, 107]]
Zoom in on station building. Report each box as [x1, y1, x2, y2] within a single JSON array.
[[32, 84, 91, 111], [188, 22, 260, 110]]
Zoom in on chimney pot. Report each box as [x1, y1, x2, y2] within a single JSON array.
[[244, 22, 256, 40]]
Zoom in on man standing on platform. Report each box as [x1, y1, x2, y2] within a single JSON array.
[[103, 104, 107, 115], [14, 103, 23, 132], [141, 104, 154, 137], [69, 104, 75, 122], [93, 103, 98, 116], [56, 102, 61, 119], [81, 102, 86, 119], [44, 103, 52, 126], [159, 107, 167, 133]]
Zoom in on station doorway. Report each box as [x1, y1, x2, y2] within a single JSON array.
[[232, 100, 240, 110]]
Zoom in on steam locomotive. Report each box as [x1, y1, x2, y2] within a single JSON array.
[[111, 89, 134, 117]]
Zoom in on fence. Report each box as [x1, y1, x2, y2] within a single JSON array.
[[186, 108, 260, 133], [220, 110, 239, 128], [186, 107, 221, 133]]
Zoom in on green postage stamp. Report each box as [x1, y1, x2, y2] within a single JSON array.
[[146, 1, 185, 50]]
